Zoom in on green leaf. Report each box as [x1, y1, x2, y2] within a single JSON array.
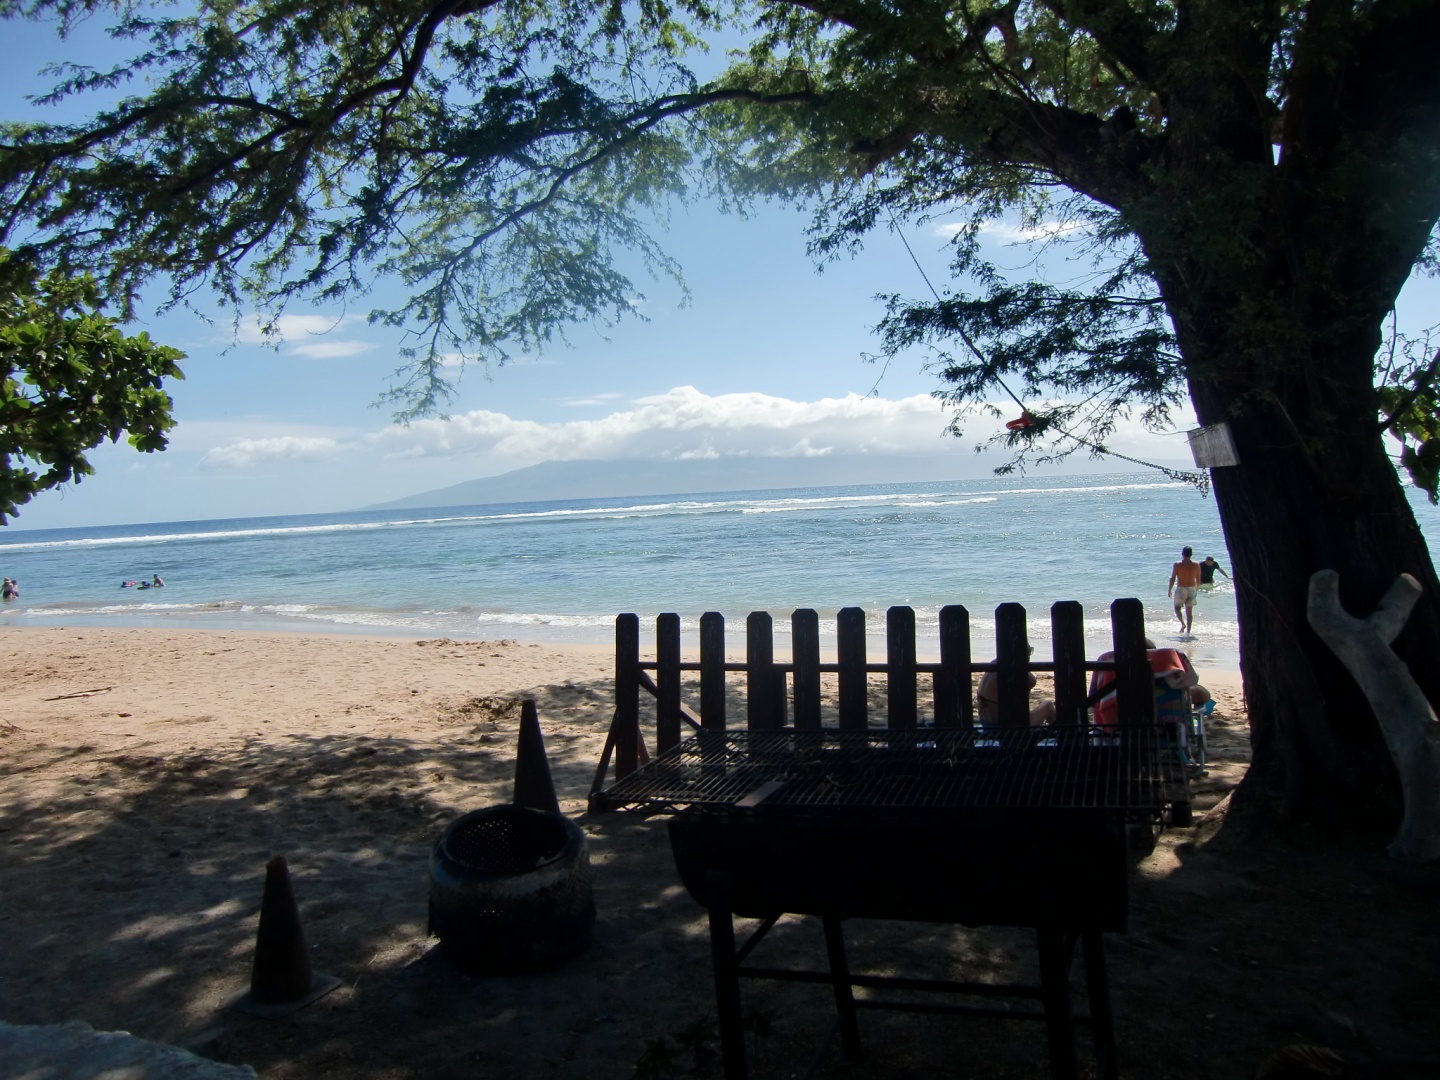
[[0, 248, 184, 523]]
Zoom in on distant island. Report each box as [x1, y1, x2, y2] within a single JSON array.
[[363, 454, 1165, 512]]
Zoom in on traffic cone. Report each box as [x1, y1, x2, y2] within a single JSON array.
[[513, 699, 561, 815], [234, 856, 340, 1016]]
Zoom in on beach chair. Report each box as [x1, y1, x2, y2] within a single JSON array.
[[1187, 698, 1213, 773], [1091, 648, 1201, 824]]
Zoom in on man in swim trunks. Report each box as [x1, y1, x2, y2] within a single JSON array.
[[1198, 555, 1229, 592], [1168, 546, 1201, 633]]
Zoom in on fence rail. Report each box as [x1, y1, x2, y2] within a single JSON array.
[[593, 598, 1154, 799]]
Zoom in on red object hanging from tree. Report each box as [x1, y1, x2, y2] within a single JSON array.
[[1006, 412, 1036, 431]]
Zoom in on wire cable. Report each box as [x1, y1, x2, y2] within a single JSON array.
[[890, 212, 1211, 494]]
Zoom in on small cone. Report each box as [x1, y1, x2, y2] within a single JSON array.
[[234, 856, 339, 1016], [250, 856, 314, 1003], [513, 699, 561, 814]]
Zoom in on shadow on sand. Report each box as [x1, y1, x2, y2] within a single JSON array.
[[2, 678, 1437, 1079]]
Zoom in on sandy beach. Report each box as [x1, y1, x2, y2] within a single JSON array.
[[1, 627, 1433, 1080]]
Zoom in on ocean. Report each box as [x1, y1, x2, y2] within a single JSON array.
[[4, 471, 1427, 671]]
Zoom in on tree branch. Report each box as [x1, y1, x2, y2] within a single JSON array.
[[1033, 0, 1164, 91]]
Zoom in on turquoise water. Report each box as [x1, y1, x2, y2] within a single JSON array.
[[0, 471, 1262, 669]]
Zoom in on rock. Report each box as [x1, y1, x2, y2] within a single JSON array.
[[0, 1019, 256, 1079]]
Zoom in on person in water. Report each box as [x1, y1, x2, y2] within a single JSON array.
[[1198, 555, 1229, 592], [1168, 546, 1202, 633], [1, 578, 17, 600], [151, 574, 164, 587]]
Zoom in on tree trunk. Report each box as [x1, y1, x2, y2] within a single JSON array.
[[1122, 0, 1440, 836], [1179, 332, 1440, 830]]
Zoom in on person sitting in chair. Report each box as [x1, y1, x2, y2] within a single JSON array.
[[1091, 638, 1209, 724], [976, 646, 1056, 727]]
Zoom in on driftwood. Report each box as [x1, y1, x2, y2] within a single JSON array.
[[42, 686, 113, 701], [1307, 570, 1440, 862]]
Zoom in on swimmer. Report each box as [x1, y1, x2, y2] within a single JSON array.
[[1198, 555, 1229, 593]]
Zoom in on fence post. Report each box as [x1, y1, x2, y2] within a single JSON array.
[[657, 612, 682, 753], [792, 608, 822, 730], [615, 613, 640, 778], [837, 607, 868, 731], [1110, 598, 1154, 725], [995, 603, 1031, 729], [1050, 601, 1087, 727], [937, 605, 971, 728], [700, 611, 726, 732], [747, 611, 778, 730], [887, 606, 917, 730]]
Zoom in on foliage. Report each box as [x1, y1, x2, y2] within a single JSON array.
[[0, 0, 1428, 452], [0, 249, 184, 522], [1378, 330, 1440, 502], [0, 0, 779, 418], [871, 205, 1186, 466], [629, 1009, 777, 1080], [631, 1018, 718, 1080], [2, 0, 1435, 456]]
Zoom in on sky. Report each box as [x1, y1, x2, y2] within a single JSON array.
[[4, 13, 1438, 531]]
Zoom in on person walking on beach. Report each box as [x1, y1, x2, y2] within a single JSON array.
[[1168, 546, 1201, 634], [1198, 555, 1229, 593]]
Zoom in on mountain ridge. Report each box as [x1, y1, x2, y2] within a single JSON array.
[[363, 454, 1172, 511]]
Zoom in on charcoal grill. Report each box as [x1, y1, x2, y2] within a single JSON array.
[[596, 726, 1179, 817], [593, 600, 1190, 1080], [603, 725, 1184, 1080]]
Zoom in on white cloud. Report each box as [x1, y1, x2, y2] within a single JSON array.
[[563, 392, 626, 407], [933, 220, 1087, 244], [289, 340, 375, 359], [982, 220, 1087, 244], [366, 386, 959, 465], [235, 313, 356, 344], [184, 391, 1199, 478], [234, 313, 372, 360], [200, 436, 341, 469]]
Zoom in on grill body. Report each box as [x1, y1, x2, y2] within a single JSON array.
[[669, 808, 1126, 931], [604, 727, 1182, 1080]]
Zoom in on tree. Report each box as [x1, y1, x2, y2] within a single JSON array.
[[0, 249, 184, 523], [2, 0, 1438, 834]]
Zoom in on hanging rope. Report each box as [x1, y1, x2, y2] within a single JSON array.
[[890, 213, 1212, 495]]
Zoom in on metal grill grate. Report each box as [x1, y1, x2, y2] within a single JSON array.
[[596, 727, 1185, 817]]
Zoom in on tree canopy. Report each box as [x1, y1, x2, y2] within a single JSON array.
[[4, 0, 1440, 828], [0, 249, 184, 523], [0, 2, 1433, 432]]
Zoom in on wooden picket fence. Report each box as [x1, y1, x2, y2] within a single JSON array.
[[590, 598, 1157, 798]]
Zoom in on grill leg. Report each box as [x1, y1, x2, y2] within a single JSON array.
[[1035, 927, 1079, 1080], [705, 871, 748, 1080], [821, 916, 862, 1059], [1082, 931, 1118, 1080]]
